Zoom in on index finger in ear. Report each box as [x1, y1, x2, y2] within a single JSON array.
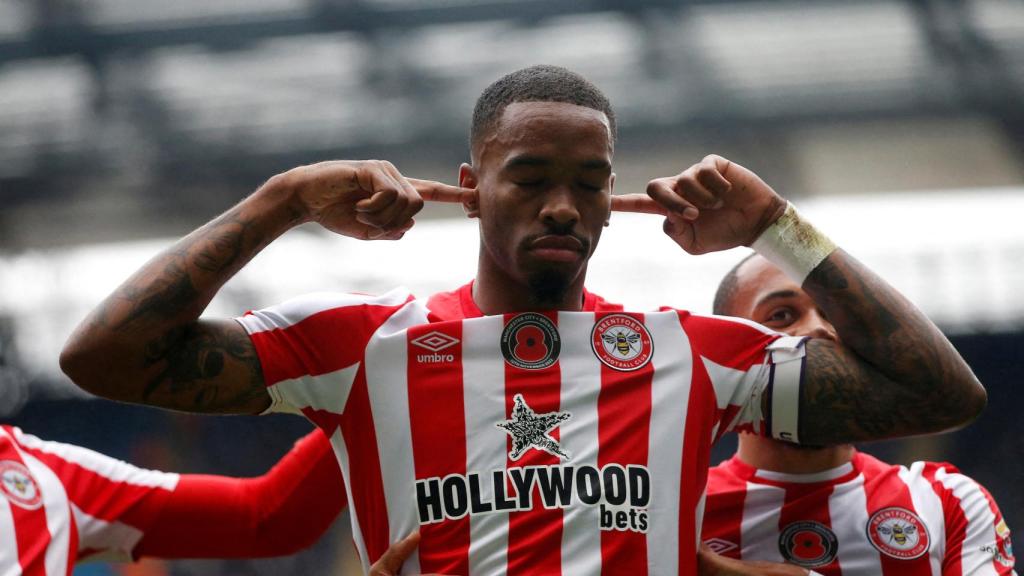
[[610, 193, 669, 215], [409, 178, 476, 204]]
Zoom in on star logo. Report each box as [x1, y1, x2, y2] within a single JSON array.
[[496, 394, 572, 461]]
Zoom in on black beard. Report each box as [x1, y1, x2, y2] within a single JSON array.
[[527, 268, 572, 308]]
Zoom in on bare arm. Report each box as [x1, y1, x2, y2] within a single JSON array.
[[60, 161, 469, 414], [797, 252, 985, 443], [637, 155, 985, 444]]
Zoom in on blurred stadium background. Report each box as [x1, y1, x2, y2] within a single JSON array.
[[1, 0, 1022, 574]]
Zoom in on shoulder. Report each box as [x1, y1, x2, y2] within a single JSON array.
[[237, 287, 417, 334]]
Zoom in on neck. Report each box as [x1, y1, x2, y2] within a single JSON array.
[[736, 434, 854, 474], [473, 253, 588, 315]]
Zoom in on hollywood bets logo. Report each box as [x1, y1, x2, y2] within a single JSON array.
[[415, 394, 650, 533]]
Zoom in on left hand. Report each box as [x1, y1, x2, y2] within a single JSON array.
[[612, 154, 787, 255]]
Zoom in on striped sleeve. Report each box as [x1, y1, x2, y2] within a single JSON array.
[[235, 288, 414, 418], [678, 313, 804, 442], [925, 463, 1016, 575], [9, 427, 179, 563]]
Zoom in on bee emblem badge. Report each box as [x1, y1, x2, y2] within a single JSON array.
[[591, 314, 653, 371], [867, 507, 930, 560]]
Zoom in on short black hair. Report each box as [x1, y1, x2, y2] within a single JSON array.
[[470, 65, 616, 158], [712, 253, 758, 316]]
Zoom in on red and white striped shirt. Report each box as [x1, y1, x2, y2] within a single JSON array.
[[238, 281, 806, 575], [702, 451, 1016, 575], [0, 425, 179, 576]]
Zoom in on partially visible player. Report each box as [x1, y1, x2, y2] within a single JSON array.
[[701, 254, 1016, 575], [0, 425, 345, 574]]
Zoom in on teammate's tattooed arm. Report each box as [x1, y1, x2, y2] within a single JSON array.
[[797, 252, 984, 444], [636, 154, 985, 444], [61, 161, 469, 414]]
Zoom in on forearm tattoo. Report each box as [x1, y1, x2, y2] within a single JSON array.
[[799, 252, 982, 444]]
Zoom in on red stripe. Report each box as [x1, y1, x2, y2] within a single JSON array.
[[407, 322, 471, 574], [595, 312, 651, 575], [680, 315, 778, 371], [14, 444, 172, 530], [1, 438, 51, 576], [677, 318, 718, 575], [504, 311, 563, 576], [923, 464, 968, 576], [860, 457, 932, 576], [777, 480, 839, 573], [339, 365, 390, 566], [702, 462, 748, 559], [250, 301, 407, 386]]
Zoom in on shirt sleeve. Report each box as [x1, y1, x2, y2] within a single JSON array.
[[235, 288, 414, 418], [134, 429, 346, 559], [929, 463, 1016, 575], [8, 427, 179, 563], [678, 313, 807, 443]]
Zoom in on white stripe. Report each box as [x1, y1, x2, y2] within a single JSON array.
[[462, 315, 509, 576], [646, 311, 694, 574], [365, 301, 426, 574], [16, 450, 70, 576], [266, 363, 360, 416], [236, 288, 413, 334], [332, 427, 370, 574], [828, 473, 885, 575], [557, 311, 602, 576], [740, 483, 786, 563], [754, 461, 854, 484], [900, 463, 946, 576], [11, 428, 179, 491], [0, 488, 18, 576], [70, 503, 143, 562], [935, 467, 1002, 576]]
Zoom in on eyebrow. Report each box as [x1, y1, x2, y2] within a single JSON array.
[[503, 155, 611, 171], [755, 289, 800, 307]]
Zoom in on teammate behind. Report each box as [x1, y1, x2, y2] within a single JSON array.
[[60, 65, 986, 574], [701, 254, 1015, 575]]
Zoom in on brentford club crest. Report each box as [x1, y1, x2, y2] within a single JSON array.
[[501, 313, 560, 370], [0, 460, 43, 510], [778, 521, 839, 568], [591, 314, 653, 371], [867, 507, 930, 560]]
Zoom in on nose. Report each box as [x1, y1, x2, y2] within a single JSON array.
[[539, 186, 580, 230], [802, 310, 838, 342]]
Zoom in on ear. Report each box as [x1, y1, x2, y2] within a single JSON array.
[[604, 172, 616, 227], [459, 163, 480, 219]]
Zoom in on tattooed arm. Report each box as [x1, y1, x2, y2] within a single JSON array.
[[642, 155, 985, 444], [59, 161, 465, 414], [796, 251, 985, 444]]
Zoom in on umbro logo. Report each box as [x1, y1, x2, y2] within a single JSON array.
[[704, 538, 739, 555], [411, 331, 459, 363], [411, 331, 460, 352]]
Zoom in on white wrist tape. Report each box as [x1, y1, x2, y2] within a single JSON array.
[[767, 336, 809, 444], [751, 202, 837, 284]]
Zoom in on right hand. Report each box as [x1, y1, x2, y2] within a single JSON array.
[[282, 160, 474, 241], [368, 531, 446, 576], [698, 544, 811, 576]]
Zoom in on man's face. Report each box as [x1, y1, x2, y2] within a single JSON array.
[[462, 101, 614, 300], [730, 255, 839, 342]]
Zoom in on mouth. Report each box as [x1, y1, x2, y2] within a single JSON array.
[[527, 235, 585, 263]]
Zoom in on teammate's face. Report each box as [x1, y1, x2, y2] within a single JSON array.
[[461, 102, 614, 299], [731, 255, 839, 342]]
